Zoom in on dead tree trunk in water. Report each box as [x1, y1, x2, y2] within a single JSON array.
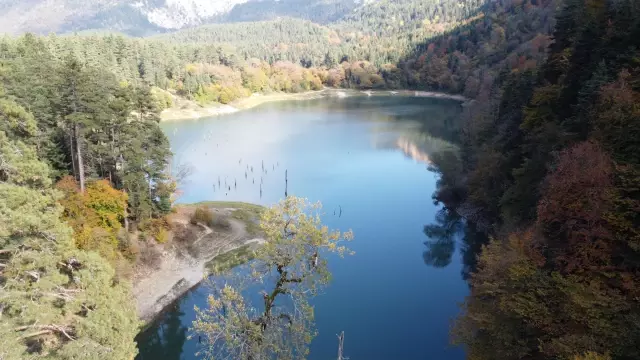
[[337, 331, 345, 360], [285, 170, 288, 198]]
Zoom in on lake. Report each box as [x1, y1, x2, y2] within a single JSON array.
[[136, 94, 471, 359]]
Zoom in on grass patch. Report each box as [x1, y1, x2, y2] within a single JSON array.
[[231, 91, 325, 110], [205, 245, 256, 275], [194, 201, 265, 236], [231, 208, 261, 236]]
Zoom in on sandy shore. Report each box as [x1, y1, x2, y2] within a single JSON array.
[[159, 88, 468, 122], [411, 90, 468, 101], [133, 205, 264, 323], [160, 90, 327, 122], [160, 104, 239, 121]]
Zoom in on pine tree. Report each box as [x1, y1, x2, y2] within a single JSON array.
[[0, 99, 139, 359]]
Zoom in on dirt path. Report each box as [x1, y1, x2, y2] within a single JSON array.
[[133, 207, 263, 323]]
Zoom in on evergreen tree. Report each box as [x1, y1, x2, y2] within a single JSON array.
[[0, 98, 139, 359]]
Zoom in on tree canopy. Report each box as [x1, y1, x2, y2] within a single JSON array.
[[0, 97, 140, 359], [192, 197, 353, 360], [425, 0, 640, 358]]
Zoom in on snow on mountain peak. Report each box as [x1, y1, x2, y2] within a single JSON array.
[[140, 0, 250, 29]]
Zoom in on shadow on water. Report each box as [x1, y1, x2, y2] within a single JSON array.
[[135, 300, 188, 359], [422, 207, 489, 280], [422, 208, 463, 268]]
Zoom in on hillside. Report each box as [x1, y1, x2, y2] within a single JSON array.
[[0, 0, 486, 37], [0, 0, 360, 35], [0, 0, 250, 35]]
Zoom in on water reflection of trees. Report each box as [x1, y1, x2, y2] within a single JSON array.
[[423, 208, 463, 268], [425, 146, 488, 280], [135, 301, 188, 360], [423, 207, 488, 280]]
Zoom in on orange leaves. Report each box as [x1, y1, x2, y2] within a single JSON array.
[[56, 176, 127, 260], [537, 141, 615, 272]]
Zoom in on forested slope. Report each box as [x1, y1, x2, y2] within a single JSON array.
[[0, 32, 175, 358], [423, 0, 640, 358]]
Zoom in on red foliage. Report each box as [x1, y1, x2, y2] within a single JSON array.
[[536, 141, 615, 272]]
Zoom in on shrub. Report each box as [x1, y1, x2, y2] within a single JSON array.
[[209, 215, 232, 230], [156, 228, 170, 244], [191, 207, 232, 230], [139, 216, 172, 244], [117, 229, 139, 261], [192, 207, 214, 225], [114, 258, 134, 281], [139, 243, 163, 269]]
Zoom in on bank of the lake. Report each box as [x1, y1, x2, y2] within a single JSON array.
[[133, 202, 264, 323], [160, 88, 468, 121]]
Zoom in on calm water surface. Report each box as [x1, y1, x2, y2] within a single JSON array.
[[136, 95, 469, 360]]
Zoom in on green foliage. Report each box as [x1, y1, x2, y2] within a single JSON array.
[[0, 126, 139, 359], [0, 97, 37, 139], [0, 0, 557, 105], [205, 244, 256, 275], [192, 197, 353, 360], [151, 87, 173, 110], [1, 43, 172, 224], [138, 217, 172, 244]]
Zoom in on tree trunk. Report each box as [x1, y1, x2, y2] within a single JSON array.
[[70, 76, 85, 193], [75, 123, 85, 193], [69, 132, 77, 180], [123, 189, 129, 232]]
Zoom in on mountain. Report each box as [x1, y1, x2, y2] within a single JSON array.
[[0, 0, 250, 35], [0, 0, 363, 36], [223, 0, 359, 24]]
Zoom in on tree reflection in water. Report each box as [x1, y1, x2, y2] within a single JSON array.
[[423, 208, 463, 268], [423, 208, 488, 280], [135, 300, 188, 360]]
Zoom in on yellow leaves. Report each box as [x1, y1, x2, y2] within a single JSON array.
[[185, 63, 198, 74], [194, 197, 354, 359], [155, 228, 170, 244], [56, 177, 128, 261], [85, 180, 127, 230]]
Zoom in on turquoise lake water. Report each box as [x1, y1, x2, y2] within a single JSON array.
[[136, 95, 470, 359]]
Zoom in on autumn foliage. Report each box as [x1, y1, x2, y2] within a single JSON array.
[[536, 141, 614, 272], [448, 0, 640, 357], [56, 176, 128, 260]]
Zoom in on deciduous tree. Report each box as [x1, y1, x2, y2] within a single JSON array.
[[192, 197, 353, 360]]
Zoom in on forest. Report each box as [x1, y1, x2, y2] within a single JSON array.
[[0, 0, 555, 106], [1, 0, 639, 358], [424, 0, 640, 359]]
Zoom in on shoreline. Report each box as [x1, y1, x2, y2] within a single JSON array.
[[133, 203, 265, 324], [160, 88, 468, 122]]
